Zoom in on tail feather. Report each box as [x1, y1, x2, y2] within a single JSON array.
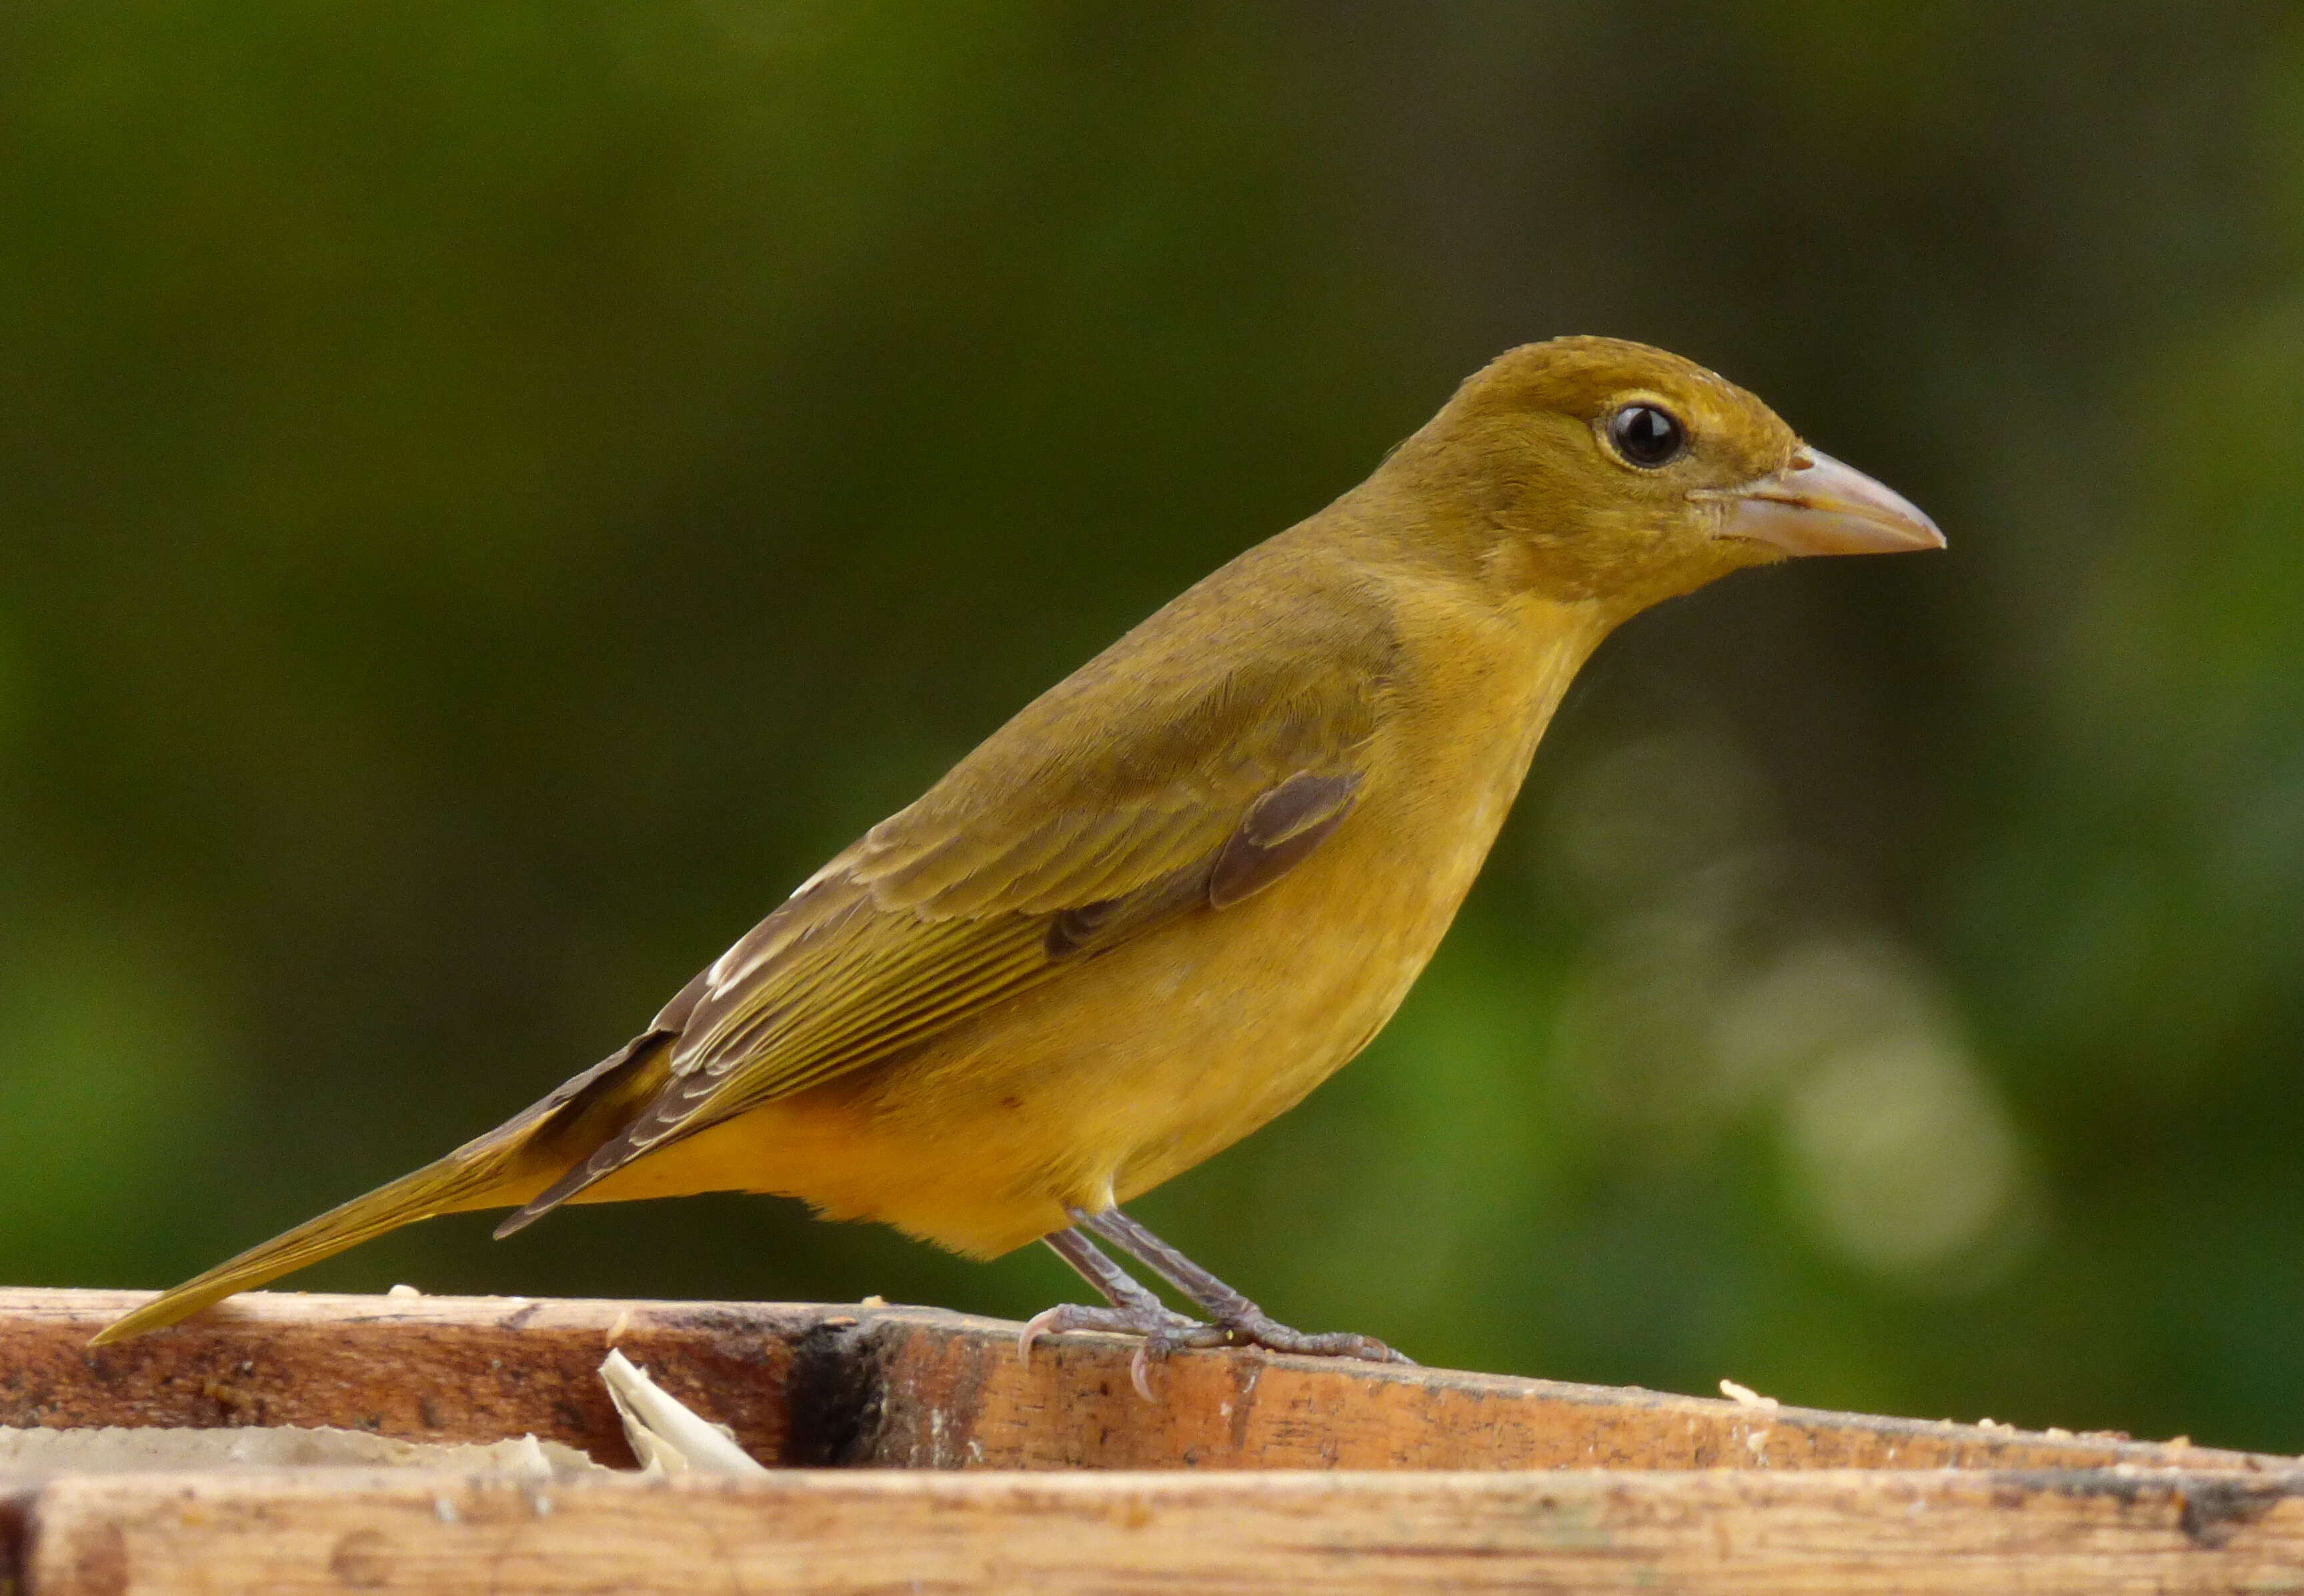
[[90, 1147, 531, 1345], [93, 1031, 680, 1346]]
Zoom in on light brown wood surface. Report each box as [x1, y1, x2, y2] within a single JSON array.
[[21, 1465, 2304, 1595], [4, 1288, 2294, 1594], [5, 1287, 2257, 1474]]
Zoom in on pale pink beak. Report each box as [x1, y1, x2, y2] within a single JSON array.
[[1716, 449, 1945, 557]]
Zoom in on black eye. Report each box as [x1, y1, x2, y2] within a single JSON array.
[[1606, 403, 1686, 468]]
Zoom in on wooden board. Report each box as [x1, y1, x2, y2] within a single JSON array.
[[21, 1465, 2304, 1595], [1, 1289, 2295, 1593], [3, 1287, 2261, 1475]]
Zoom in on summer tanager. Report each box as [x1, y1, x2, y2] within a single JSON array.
[[96, 337, 1942, 1376]]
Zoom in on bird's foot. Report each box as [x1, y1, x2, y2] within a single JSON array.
[[1064, 1205, 1414, 1369], [1017, 1301, 1231, 1399], [1204, 1304, 1415, 1366]]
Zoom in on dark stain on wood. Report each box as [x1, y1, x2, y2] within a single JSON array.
[[780, 1319, 884, 1467], [2177, 1477, 2295, 1549]]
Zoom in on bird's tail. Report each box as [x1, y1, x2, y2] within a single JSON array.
[[92, 1031, 678, 1346], [89, 1141, 537, 1345]]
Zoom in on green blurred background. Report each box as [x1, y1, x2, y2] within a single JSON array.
[[4, 0, 2302, 1448]]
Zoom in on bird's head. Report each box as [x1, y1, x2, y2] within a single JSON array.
[[1379, 335, 1943, 614]]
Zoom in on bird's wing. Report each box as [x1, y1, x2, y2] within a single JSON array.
[[499, 601, 1392, 1229]]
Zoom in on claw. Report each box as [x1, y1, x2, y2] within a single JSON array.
[[1017, 1305, 1068, 1367], [1015, 1299, 1220, 1399]]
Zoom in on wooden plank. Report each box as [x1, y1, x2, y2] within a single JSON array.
[[1, 1289, 824, 1469], [6, 1289, 2275, 1475], [860, 1312, 2262, 1473], [22, 1465, 2304, 1595]]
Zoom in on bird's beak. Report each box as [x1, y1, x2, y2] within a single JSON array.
[[1712, 449, 1945, 557]]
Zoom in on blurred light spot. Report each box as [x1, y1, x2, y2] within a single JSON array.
[[1548, 729, 1772, 906], [1546, 728, 1789, 1139], [1781, 1027, 2031, 1283], [1543, 725, 2038, 1291], [1714, 937, 1935, 1099]]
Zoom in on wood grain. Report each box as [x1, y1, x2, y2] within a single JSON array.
[[25, 1465, 2304, 1596], [862, 1312, 2251, 1473], [3, 1288, 2269, 1476], [0, 1289, 818, 1469]]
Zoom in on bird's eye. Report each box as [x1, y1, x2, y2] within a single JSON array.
[[1606, 404, 1686, 468]]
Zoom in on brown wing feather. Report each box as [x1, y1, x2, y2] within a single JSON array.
[[500, 546, 1396, 1231]]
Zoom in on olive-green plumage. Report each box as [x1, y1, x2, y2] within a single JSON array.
[[95, 337, 1940, 1350]]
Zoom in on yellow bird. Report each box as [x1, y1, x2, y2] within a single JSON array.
[[95, 337, 1942, 1369]]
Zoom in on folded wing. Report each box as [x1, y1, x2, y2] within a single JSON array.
[[499, 614, 1394, 1231]]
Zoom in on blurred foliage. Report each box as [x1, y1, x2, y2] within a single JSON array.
[[4, 0, 2304, 1449]]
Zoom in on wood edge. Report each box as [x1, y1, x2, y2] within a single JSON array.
[[26, 1286, 864, 1339], [27, 1286, 2295, 1476], [21, 1461, 2304, 1504], [854, 1307, 2295, 1475]]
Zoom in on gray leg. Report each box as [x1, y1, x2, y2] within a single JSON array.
[[1020, 1226, 1227, 1397], [1042, 1227, 1174, 1318], [1080, 1206, 1412, 1365]]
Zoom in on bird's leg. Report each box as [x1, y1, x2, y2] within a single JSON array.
[[1079, 1206, 1413, 1365], [1020, 1226, 1228, 1399]]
